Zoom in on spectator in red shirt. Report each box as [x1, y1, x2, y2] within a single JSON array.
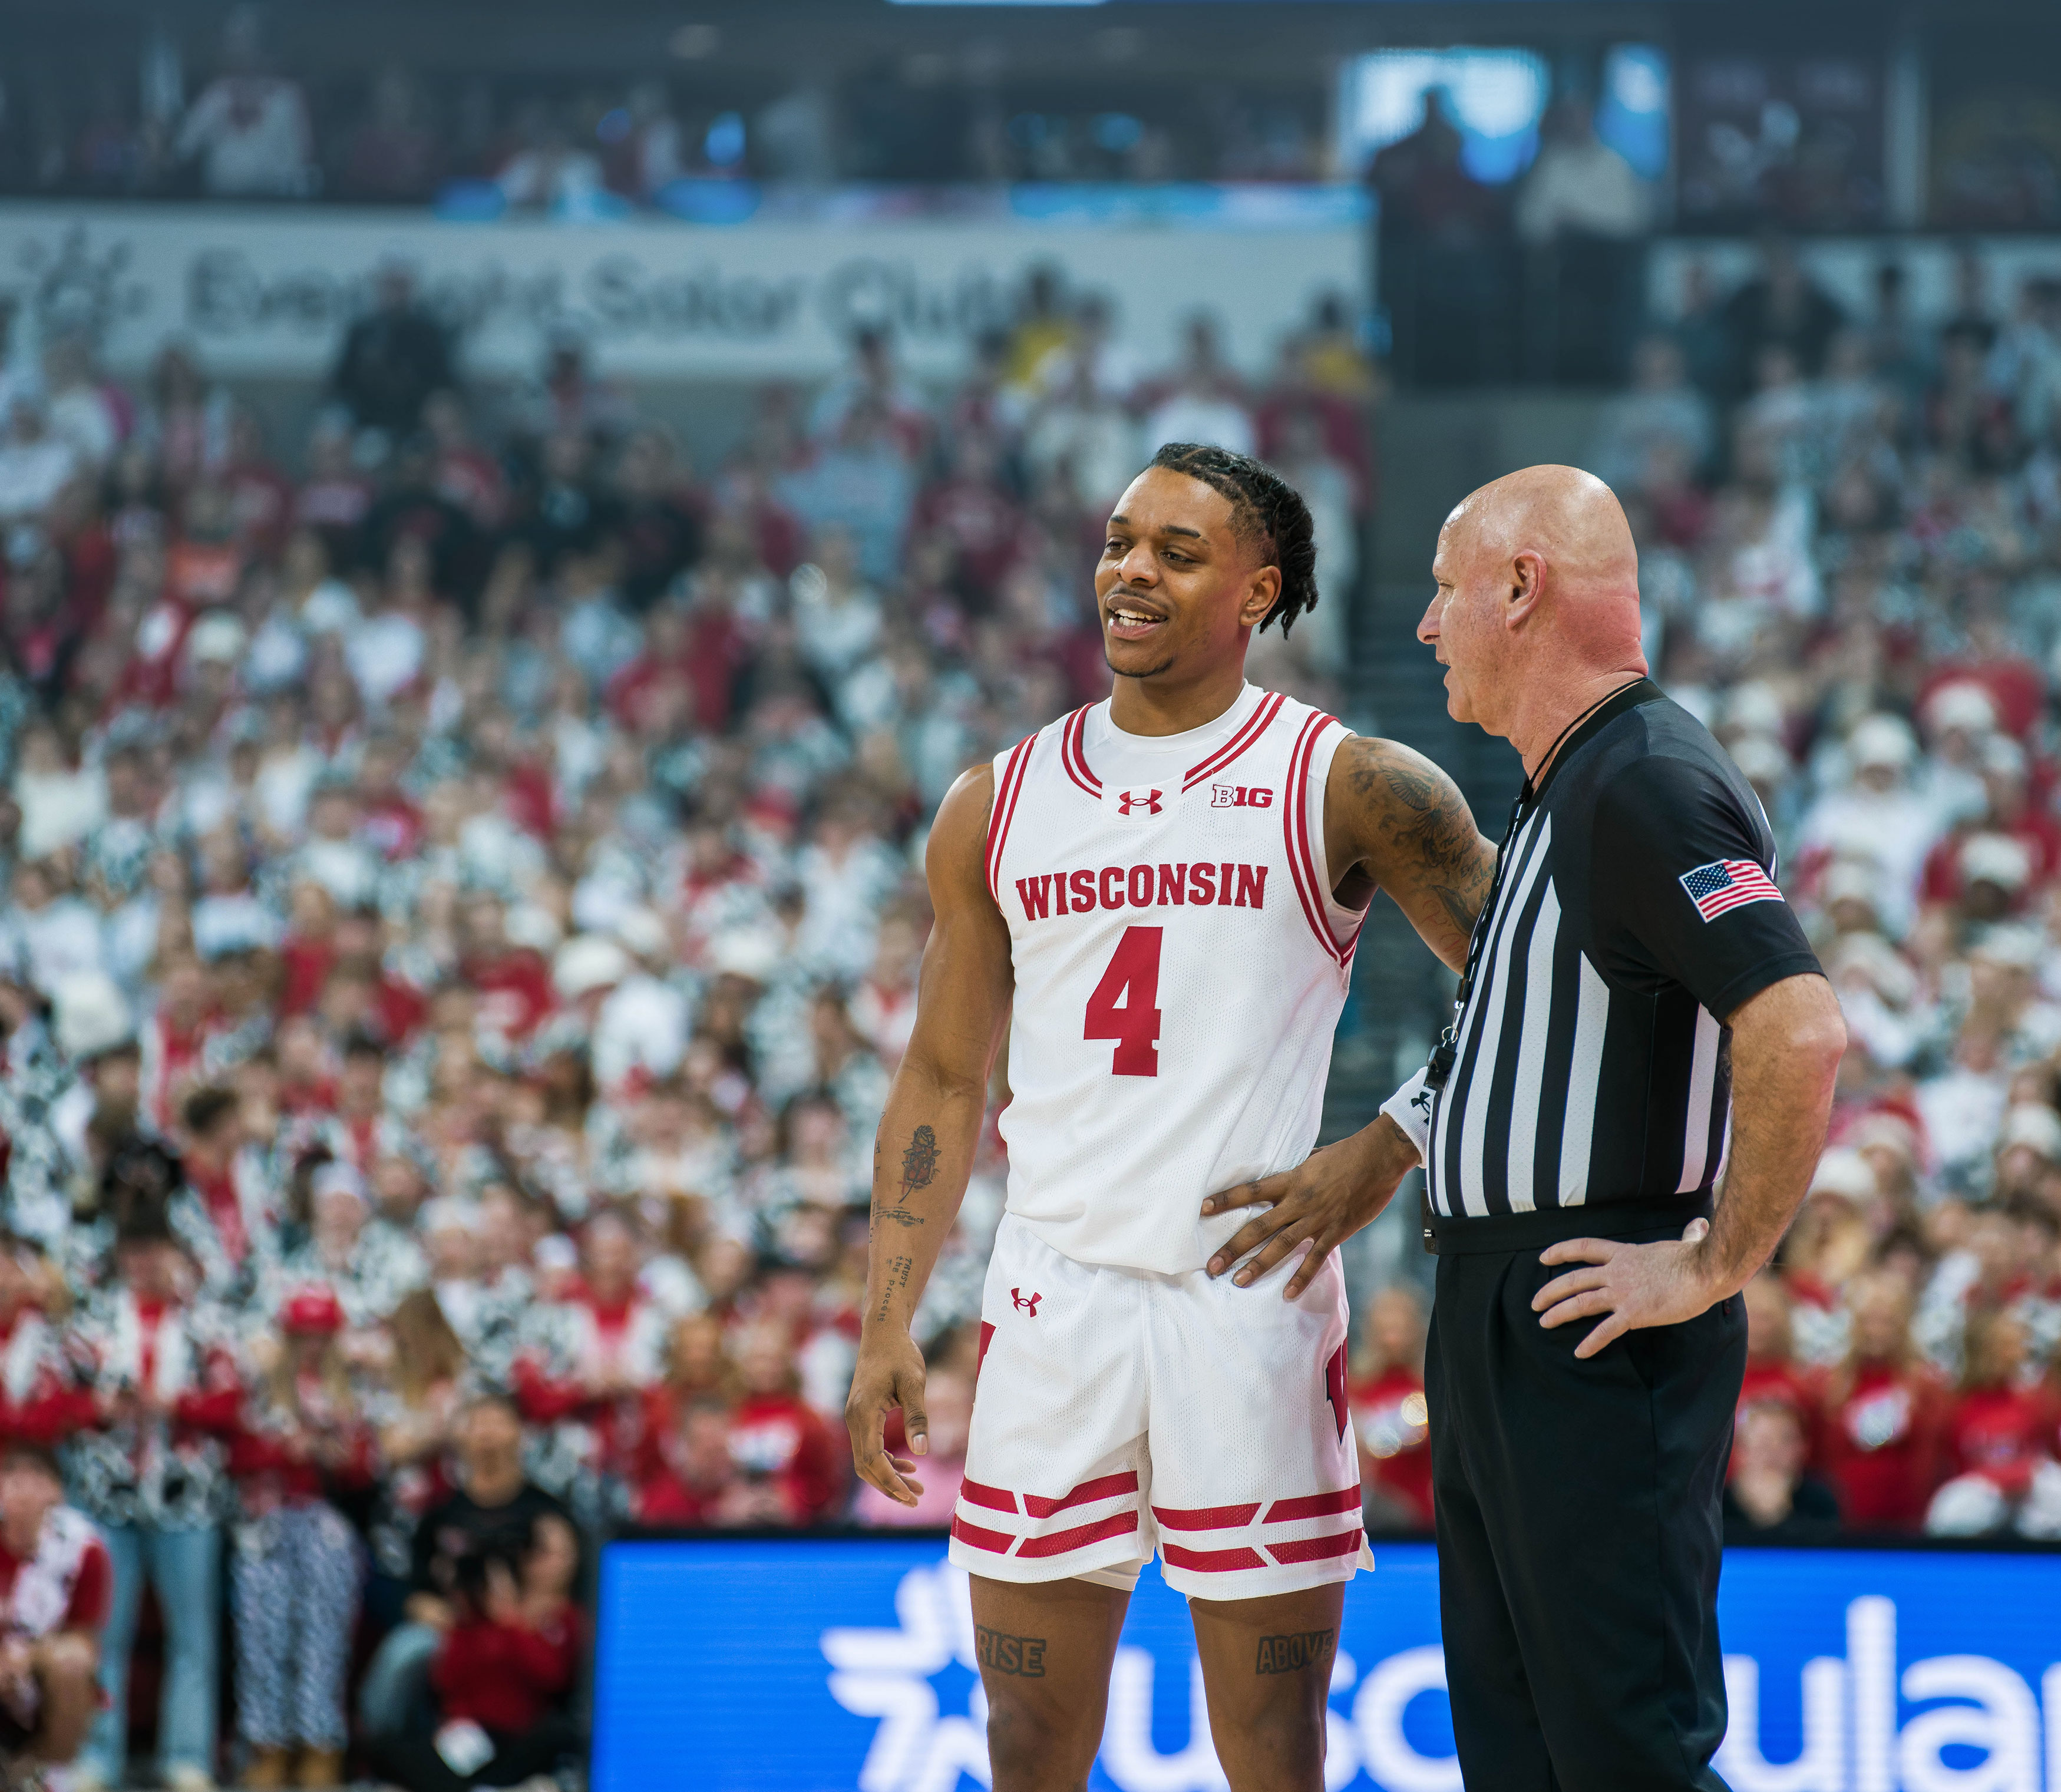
[[1736, 1272, 1826, 1474], [357, 735, 427, 863], [0, 1244, 95, 1450], [457, 895, 555, 1043], [178, 1085, 254, 1272], [723, 1325, 841, 1526], [635, 1393, 736, 1526], [0, 1444, 111, 1778], [1350, 1285, 1433, 1531], [376, 1510, 583, 1792], [1820, 1273, 1948, 1531], [1927, 1308, 2060, 1535], [510, 1208, 668, 1488], [278, 881, 339, 1019], [909, 435, 1023, 607]]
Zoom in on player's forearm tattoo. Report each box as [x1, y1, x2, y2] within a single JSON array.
[[874, 1254, 914, 1322], [872, 1124, 939, 1231], [1256, 1629, 1335, 1675], [975, 1626, 1047, 1677]]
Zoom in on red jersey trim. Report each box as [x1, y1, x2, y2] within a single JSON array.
[[1059, 706, 1102, 799], [1015, 1509, 1138, 1558], [959, 1477, 1019, 1515], [1263, 1487, 1362, 1524], [1022, 1470, 1140, 1519], [950, 1513, 1015, 1554], [1283, 712, 1347, 967], [985, 736, 1037, 902], [1266, 1527, 1366, 1565], [1182, 691, 1287, 791], [1162, 1541, 1269, 1573], [1151, 1502, 1262, 1532]]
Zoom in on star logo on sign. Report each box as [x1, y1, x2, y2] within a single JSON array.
[[822, 1562, 993, 1792]]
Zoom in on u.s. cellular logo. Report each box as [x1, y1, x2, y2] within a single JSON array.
[[823, 1572, 2061, 1791]]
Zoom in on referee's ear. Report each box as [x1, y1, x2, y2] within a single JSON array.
[[1505, 551, 1545, 629]]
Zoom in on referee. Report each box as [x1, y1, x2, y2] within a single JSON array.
[[1203, 465, 1845, 1790]]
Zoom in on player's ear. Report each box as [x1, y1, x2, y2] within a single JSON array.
[[1241, 566, 1282, 630]]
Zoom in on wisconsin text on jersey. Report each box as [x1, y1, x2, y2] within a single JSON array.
[[1013, 862, 1271, 920]]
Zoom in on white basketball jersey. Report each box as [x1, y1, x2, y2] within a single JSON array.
[[986, 683, 1362, 1275]]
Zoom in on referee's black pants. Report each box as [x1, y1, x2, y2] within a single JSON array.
[[1425, 1212, 1746, 1792]]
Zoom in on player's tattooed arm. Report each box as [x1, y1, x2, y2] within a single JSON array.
[[849, 761, 1015, 1507], [871, 1123, 940, 1230], [1329, 735, 1495, 973]]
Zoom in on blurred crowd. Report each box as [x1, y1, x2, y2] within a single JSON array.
[[0, 8, 1326, 207], [1353, 240, 2061, 1549], [0, 252, 1367, 1787]]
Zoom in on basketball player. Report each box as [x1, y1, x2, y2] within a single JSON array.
[[845, 442, 1494, 1792]]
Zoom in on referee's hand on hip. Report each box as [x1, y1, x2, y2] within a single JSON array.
[[1533, 972, 1847, 1358], [1531, 1218, 1718, 1360]]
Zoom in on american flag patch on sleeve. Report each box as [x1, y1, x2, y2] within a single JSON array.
[[1679, 858, 1784, 921]]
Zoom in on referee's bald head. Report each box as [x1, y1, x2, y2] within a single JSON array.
[[1421, 465, 1648, 738]]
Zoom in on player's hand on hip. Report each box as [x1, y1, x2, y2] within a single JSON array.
[[1532, 1219, 1720, 1360], [845, 1327, 930, 1506], [1202, 1117, 1418, 1301]]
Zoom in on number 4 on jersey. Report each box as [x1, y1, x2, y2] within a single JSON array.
[[1084, 925, 1162, 1076]]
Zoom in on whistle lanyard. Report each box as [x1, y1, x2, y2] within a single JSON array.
[[1422, 682, 1641, 1095]]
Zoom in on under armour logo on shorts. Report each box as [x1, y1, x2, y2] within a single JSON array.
[[1010, 1288, 1043, 1317]]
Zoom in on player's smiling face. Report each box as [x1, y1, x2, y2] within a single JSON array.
[[1095, 468, 1280, 683]]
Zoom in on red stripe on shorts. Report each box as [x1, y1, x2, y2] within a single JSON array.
[[1014, 1510, 1138, 1558], [1151, 1503, 1261, 1532], [1022, 1471, 1140, 1519], [976, 1321, 995, 1380], [950, 1514, 1016, 1554], [1266, 1528, 1366, 1565], [959, 1478, 1019, 1515], [1161, 1541, 1269, 1573], [1263, 1487, 1362, 1524]]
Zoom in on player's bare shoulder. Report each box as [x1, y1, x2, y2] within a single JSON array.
[[1326, 732, 1495, 970], [924, 760, 1004, 912]]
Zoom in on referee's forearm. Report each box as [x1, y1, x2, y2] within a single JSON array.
[[1700, 974, 1847, 1296]]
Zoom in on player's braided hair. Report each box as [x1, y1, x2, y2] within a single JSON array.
[[1148, 441, 1319, 638]]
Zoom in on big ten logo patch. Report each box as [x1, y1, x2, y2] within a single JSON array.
[[1210, 783, 1273, 809]]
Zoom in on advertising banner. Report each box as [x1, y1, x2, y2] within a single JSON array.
[[0, 203, 1365, 383], [592, 1535, 2061, 1792]]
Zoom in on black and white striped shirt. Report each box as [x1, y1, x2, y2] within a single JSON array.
[[1423, 681, 1820, 1219]]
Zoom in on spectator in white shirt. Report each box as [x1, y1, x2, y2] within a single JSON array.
[[174, 18, 313, 199], [42, 336, 123, 472], [1515, 100, 1651, 245], [0, 394, 79, 527], [1143, 316, 1256, 459]]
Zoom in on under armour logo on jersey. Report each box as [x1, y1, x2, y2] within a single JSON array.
[[1010, 1288, 1042, 1317], [1115, 789, 1163, 817], [1210, 783, 1274, 809]]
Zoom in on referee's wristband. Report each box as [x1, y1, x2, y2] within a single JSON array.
[[1378, 1069, 1431, 1166]]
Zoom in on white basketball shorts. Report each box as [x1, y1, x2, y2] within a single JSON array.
[[949, 1212, 1373, 1601]]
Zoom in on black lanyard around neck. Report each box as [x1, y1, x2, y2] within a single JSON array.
[[1420, 682, 1640, 1095]]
